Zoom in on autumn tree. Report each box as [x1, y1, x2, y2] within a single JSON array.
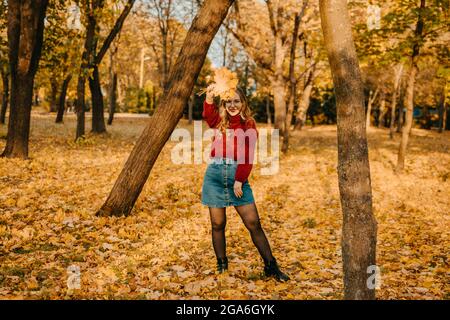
[[75, 0, 135, 140], [319, 0, 377, 299], [1, 0, 49, 159], [96, 0, 235, 216]]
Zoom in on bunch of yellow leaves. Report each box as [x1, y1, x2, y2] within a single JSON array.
[[199, 67, 238, 100]]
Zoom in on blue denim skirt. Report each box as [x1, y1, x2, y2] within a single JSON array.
[[201, 157, 255, 208]]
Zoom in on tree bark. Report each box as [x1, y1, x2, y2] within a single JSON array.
[[108, 73, 117, 125], [266, 95, 272, 126], [55, 75, 72, 123], [294, 68, 316, 130], [89, 65, 107, 133], [75, 2, 97, 140], [188, 93, 194, 124], [1, 0, 48, 159], [389, 63, 403, 139], [438, 86, 445, 133], [396, 0, 425, 172], [396, 88, 404, 133], [366, 88, 378, 130], [0, 69, 9, 124], [320, 0, 377, 300], [90, 0, 136, 133], [282, 12, 301, 154], [96, 0, 235, 217], [49, 79, 58, 113], [377, 92, 386, 127]]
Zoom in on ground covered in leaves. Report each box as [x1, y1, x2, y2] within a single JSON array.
[[0, 112, 449, 299]]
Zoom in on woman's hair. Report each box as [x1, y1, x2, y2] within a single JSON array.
[[217, 87, 255, 133]]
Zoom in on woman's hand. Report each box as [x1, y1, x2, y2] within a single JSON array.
[[234, 181, 243, 198], [205, 86, 214, 104]]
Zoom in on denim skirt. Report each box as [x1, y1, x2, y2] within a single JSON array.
[[201, 157, 255, 208]]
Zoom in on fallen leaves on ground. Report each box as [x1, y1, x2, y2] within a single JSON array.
[[0, 113, 448, 299]]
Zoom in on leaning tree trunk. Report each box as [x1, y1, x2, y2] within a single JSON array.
[[396, 0, 425, 172], [188, 93, 194, 124], [96, 0, 235, 217], [56, 75, 72, 123], [0, 69, 9, 124], [1, 0, 48, 159], [320, 0, 377, 300]]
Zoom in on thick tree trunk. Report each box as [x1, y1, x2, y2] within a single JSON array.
[[396, 0, 425, 172], [96, 0, 235, 217], [0, 70, 9, 124], [1, 0, 48, 159], [108, 73, 117, 125], [390, 64, 403, 139], [320, 0, 377, 300], [56, 75, 72, 123], [89, 65, 107, 133]]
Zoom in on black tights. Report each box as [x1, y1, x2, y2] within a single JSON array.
[[208, 203, 274, 262]]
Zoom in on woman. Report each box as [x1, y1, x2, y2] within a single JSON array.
[[201, 87, 289, 282]]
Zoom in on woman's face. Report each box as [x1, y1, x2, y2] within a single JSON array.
[[224, 91, 242, 116]]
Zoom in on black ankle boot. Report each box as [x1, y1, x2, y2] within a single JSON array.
[[264, 258, 290, 282], [217, 257, 228, 273]]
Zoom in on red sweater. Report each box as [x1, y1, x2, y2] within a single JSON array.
[[202, 101, 258, 183]]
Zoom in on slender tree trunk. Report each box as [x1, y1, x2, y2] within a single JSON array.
[[108, 73, 117, 125], [89, 65, 107, 133], [320, 0, 377, 300], [188, 93, 194, 124], [55, 75, 72, 123], [377, 93, 386, 127], [397, 88, 404, 133], [1, 0, 48, 159], [396, 0, 425, 172], [390, 63, 403, 139], [0, 70, 9, 124], [273, 36, 287, 135], [75, 4, 97, 140], [438, 86, 445, 133], [282, 13, 301, 154], [49, 79, 58, 112], [266, 95, 272, 126], [396, 66, 417, 171], [294, 69, 316, 130], [96, 0, 235, 217], [366, 88, 378, 129]]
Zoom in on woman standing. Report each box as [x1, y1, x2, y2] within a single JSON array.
[[201, 87, 289, 282]]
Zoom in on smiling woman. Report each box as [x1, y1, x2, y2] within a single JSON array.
[[201, 86, 289, 281]]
